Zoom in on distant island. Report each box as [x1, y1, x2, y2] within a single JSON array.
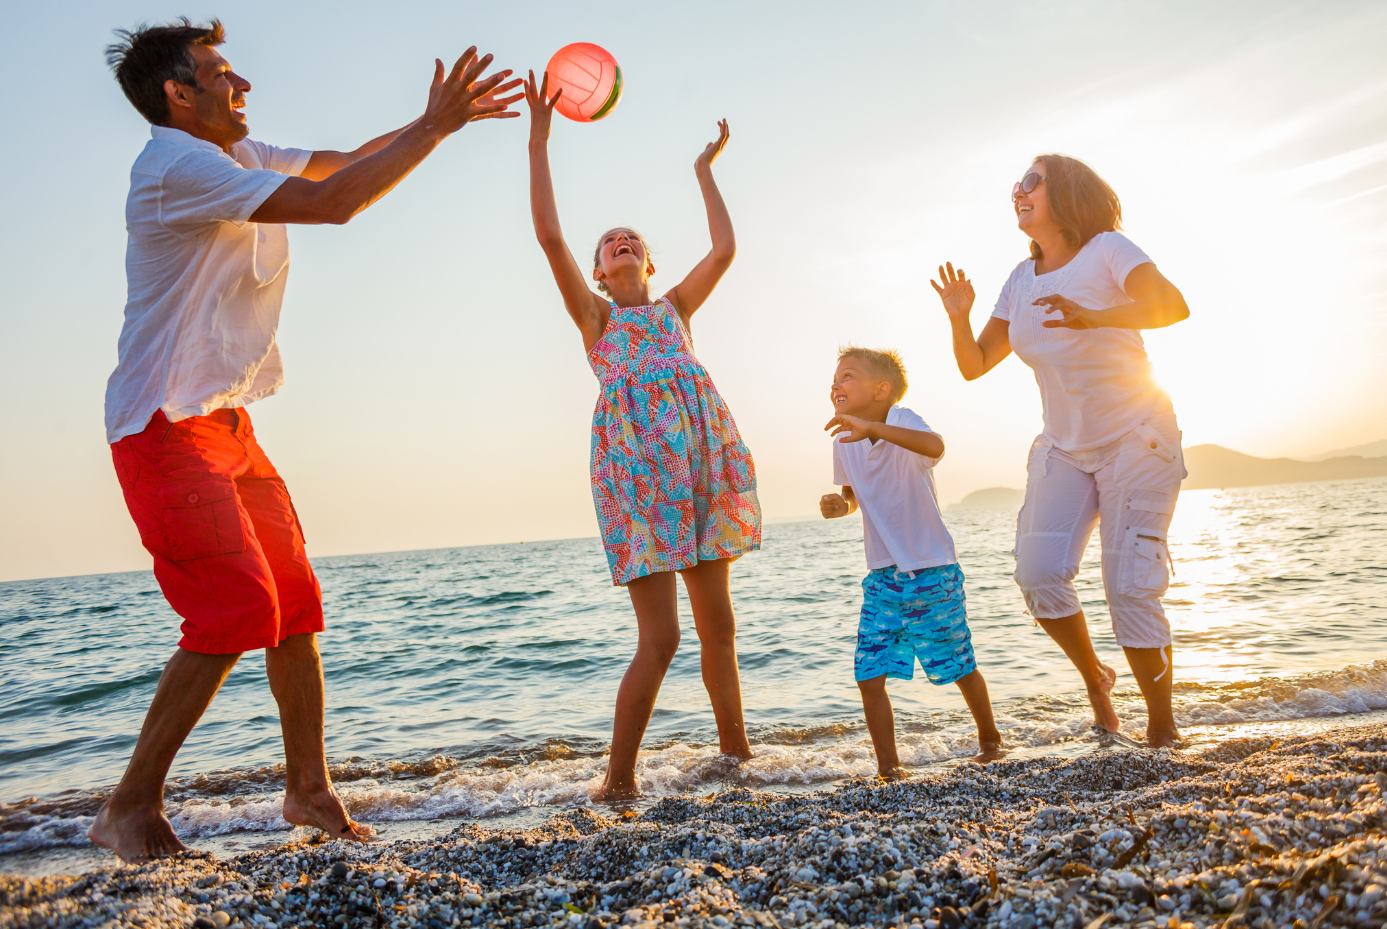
[[949, 441, 1387, 510], [1182, 444, 1387, 490]]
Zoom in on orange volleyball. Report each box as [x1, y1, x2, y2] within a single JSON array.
[[545, 43, 623, 122]]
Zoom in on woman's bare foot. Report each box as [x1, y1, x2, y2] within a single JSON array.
[[282, 787, 375, 842], [87, 800, 187, 863], [1087, 663, 1121, 732], [973, 740, 1007, 763]]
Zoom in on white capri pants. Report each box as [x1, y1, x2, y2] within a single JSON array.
[[1013, 411, 1185, 649]]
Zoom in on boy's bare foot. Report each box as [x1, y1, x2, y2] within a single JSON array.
[[282, 787, 375, 842], [878, 766, 910, 781], [973, 740, 1006, 762], [1087, 663, 1121, 732], [88, 800, 188, 863], [1146, 727, 1182, 748]]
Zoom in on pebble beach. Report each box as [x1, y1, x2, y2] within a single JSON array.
[[5, 720, 1385, 929]]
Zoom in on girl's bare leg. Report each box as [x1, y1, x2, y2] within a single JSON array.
[[1123, 645, 1178, 746], [1035, 611, 1121, 732], [681, 558, 753, 760], [601, 571, 680, 799]]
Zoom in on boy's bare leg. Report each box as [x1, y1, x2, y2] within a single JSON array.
[[681, 557, 753, 760], [265, 633, 374, 840], [601, 571, 681, 799], [1035, 611, 1120, 732], [88, 648, 242, 862], [857, 675, 905, 778], [1122, 645, 1179, 747], [954, 669, 1004, 759]]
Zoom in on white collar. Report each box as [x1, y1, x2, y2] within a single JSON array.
[[150, 125, 229, 156]]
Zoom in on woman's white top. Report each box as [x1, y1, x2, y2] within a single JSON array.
[[832, 405, 958, 573], [991, 231, 1173, 452]]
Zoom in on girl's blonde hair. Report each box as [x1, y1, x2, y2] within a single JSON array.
[[592, 227, 652, 298], [838, 346, 908, 403]]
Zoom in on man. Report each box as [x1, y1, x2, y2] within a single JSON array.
[[93, 18, 521, 863]]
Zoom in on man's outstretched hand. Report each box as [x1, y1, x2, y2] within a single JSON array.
[[421, 48, 523, 137]]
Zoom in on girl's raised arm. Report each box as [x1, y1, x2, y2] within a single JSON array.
[[527, 71, 608, 346], [666, 120, 735, 324]]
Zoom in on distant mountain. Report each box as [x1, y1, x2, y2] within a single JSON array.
[[1301, 438, 1387, 462], [949, 487, 1025, 510], [1182, 444, 1387, 490]]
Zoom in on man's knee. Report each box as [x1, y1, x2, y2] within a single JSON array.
[[1013, 551, 1075, 593]]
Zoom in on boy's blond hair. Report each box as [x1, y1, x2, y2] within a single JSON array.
[[838, 346, 909, 403]]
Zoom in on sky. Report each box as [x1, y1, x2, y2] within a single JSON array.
[[2, 0, 1385, 582]]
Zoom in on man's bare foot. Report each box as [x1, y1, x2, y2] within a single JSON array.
[[282, 787, 374, 842], [88, 799, 188, 863], [973, 740, 1006, 763], [1086, 663, 1121, 732], [1147, 727, 1181, 748], [878, 766, 910, 781]]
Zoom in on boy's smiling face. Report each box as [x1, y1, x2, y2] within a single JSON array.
[[830, 358, 892, 418]]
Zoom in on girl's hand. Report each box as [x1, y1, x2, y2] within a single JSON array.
[[1036, 294, 1100, 328], [525, 70, 562, 142], [695, 119, 730, 172], [472, 73, 526, 121], [825, 414, 875, 444], [930, 262, 975, 320], [820, 493, 851, 519]]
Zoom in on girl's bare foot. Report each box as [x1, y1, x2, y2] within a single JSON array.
[[878, 766, 910, 781], [597, 779, 642, 801], [973, 740, 1006, 762], [1147, 727, 1182, 748], [282, 787, 375, 842], [88, 800, 188, 863], [1087, 663, 1121, 732]]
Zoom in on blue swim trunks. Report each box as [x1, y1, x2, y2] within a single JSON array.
[[854, 563, 977, 685]]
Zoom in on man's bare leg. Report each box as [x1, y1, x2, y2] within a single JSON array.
[[1035, 611, 1120, 732], [265, 633, 374, 840], [88, 648, 242, 862], [1123, 645, 1179, 747]]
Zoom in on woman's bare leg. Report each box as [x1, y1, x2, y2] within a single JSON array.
[[1123, 645, 1178, 746], [680, 557, 753, 760], [1035, 612, 1120, 732], [600, 571, 680, 799]]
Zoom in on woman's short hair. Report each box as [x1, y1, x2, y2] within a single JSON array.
[[592, 228, 651, 298], [106, 18, 226, 126], [837, 346, 908, 404], [1030, 154, 1122, 260]]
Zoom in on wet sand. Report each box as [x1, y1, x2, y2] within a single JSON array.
[[3, 722, 1384, 929]]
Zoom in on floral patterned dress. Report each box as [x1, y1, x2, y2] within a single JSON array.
[[588, 298, 761, 585]]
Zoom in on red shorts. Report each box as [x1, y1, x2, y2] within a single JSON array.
[[111, 408, 324, 654]]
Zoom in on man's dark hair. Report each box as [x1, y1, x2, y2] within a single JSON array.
[[106, 18, 226, 126]]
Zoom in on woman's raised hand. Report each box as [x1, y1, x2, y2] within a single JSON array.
[[524, 70, 563, 142], [931, 262, 975, 320], [695, 119, 730, 172], [1035, 294, 1099, 329]]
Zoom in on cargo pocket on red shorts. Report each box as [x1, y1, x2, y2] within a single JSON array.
[[1121, 527, 1171, 598], [143, 481, 247, 562]]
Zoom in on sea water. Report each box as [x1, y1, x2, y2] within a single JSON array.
[[2, 477, 1385, 874]]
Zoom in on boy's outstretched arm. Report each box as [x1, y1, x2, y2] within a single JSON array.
[[667, 120, 735, 323], [526, 70, 608, 347], [825, 415, 945, 459]]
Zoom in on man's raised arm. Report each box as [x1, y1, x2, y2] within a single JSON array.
[[251, 48, 521, 225]]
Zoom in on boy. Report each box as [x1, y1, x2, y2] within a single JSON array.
[[821, 347, 1003, 777]]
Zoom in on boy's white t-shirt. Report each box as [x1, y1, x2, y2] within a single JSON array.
[[832, 405, 958, 573], [991, 231, 1174, 453]]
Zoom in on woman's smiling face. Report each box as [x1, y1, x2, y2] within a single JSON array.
[[1014, 160, 1052, 235]]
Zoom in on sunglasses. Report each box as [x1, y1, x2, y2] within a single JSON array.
[[1012, 172, 1046, 200]]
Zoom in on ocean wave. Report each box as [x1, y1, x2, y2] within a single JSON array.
[[5, 660, 1386, 856]]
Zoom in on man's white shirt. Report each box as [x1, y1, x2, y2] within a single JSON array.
[[104, 126, 310, 444], [832, 405, 958, 572]]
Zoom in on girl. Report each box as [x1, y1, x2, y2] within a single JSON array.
[[524, 72, 761, 797], [932, 155, 1191, 747]]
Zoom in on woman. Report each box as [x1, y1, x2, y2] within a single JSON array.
[[932, 154, 1190, 746]]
